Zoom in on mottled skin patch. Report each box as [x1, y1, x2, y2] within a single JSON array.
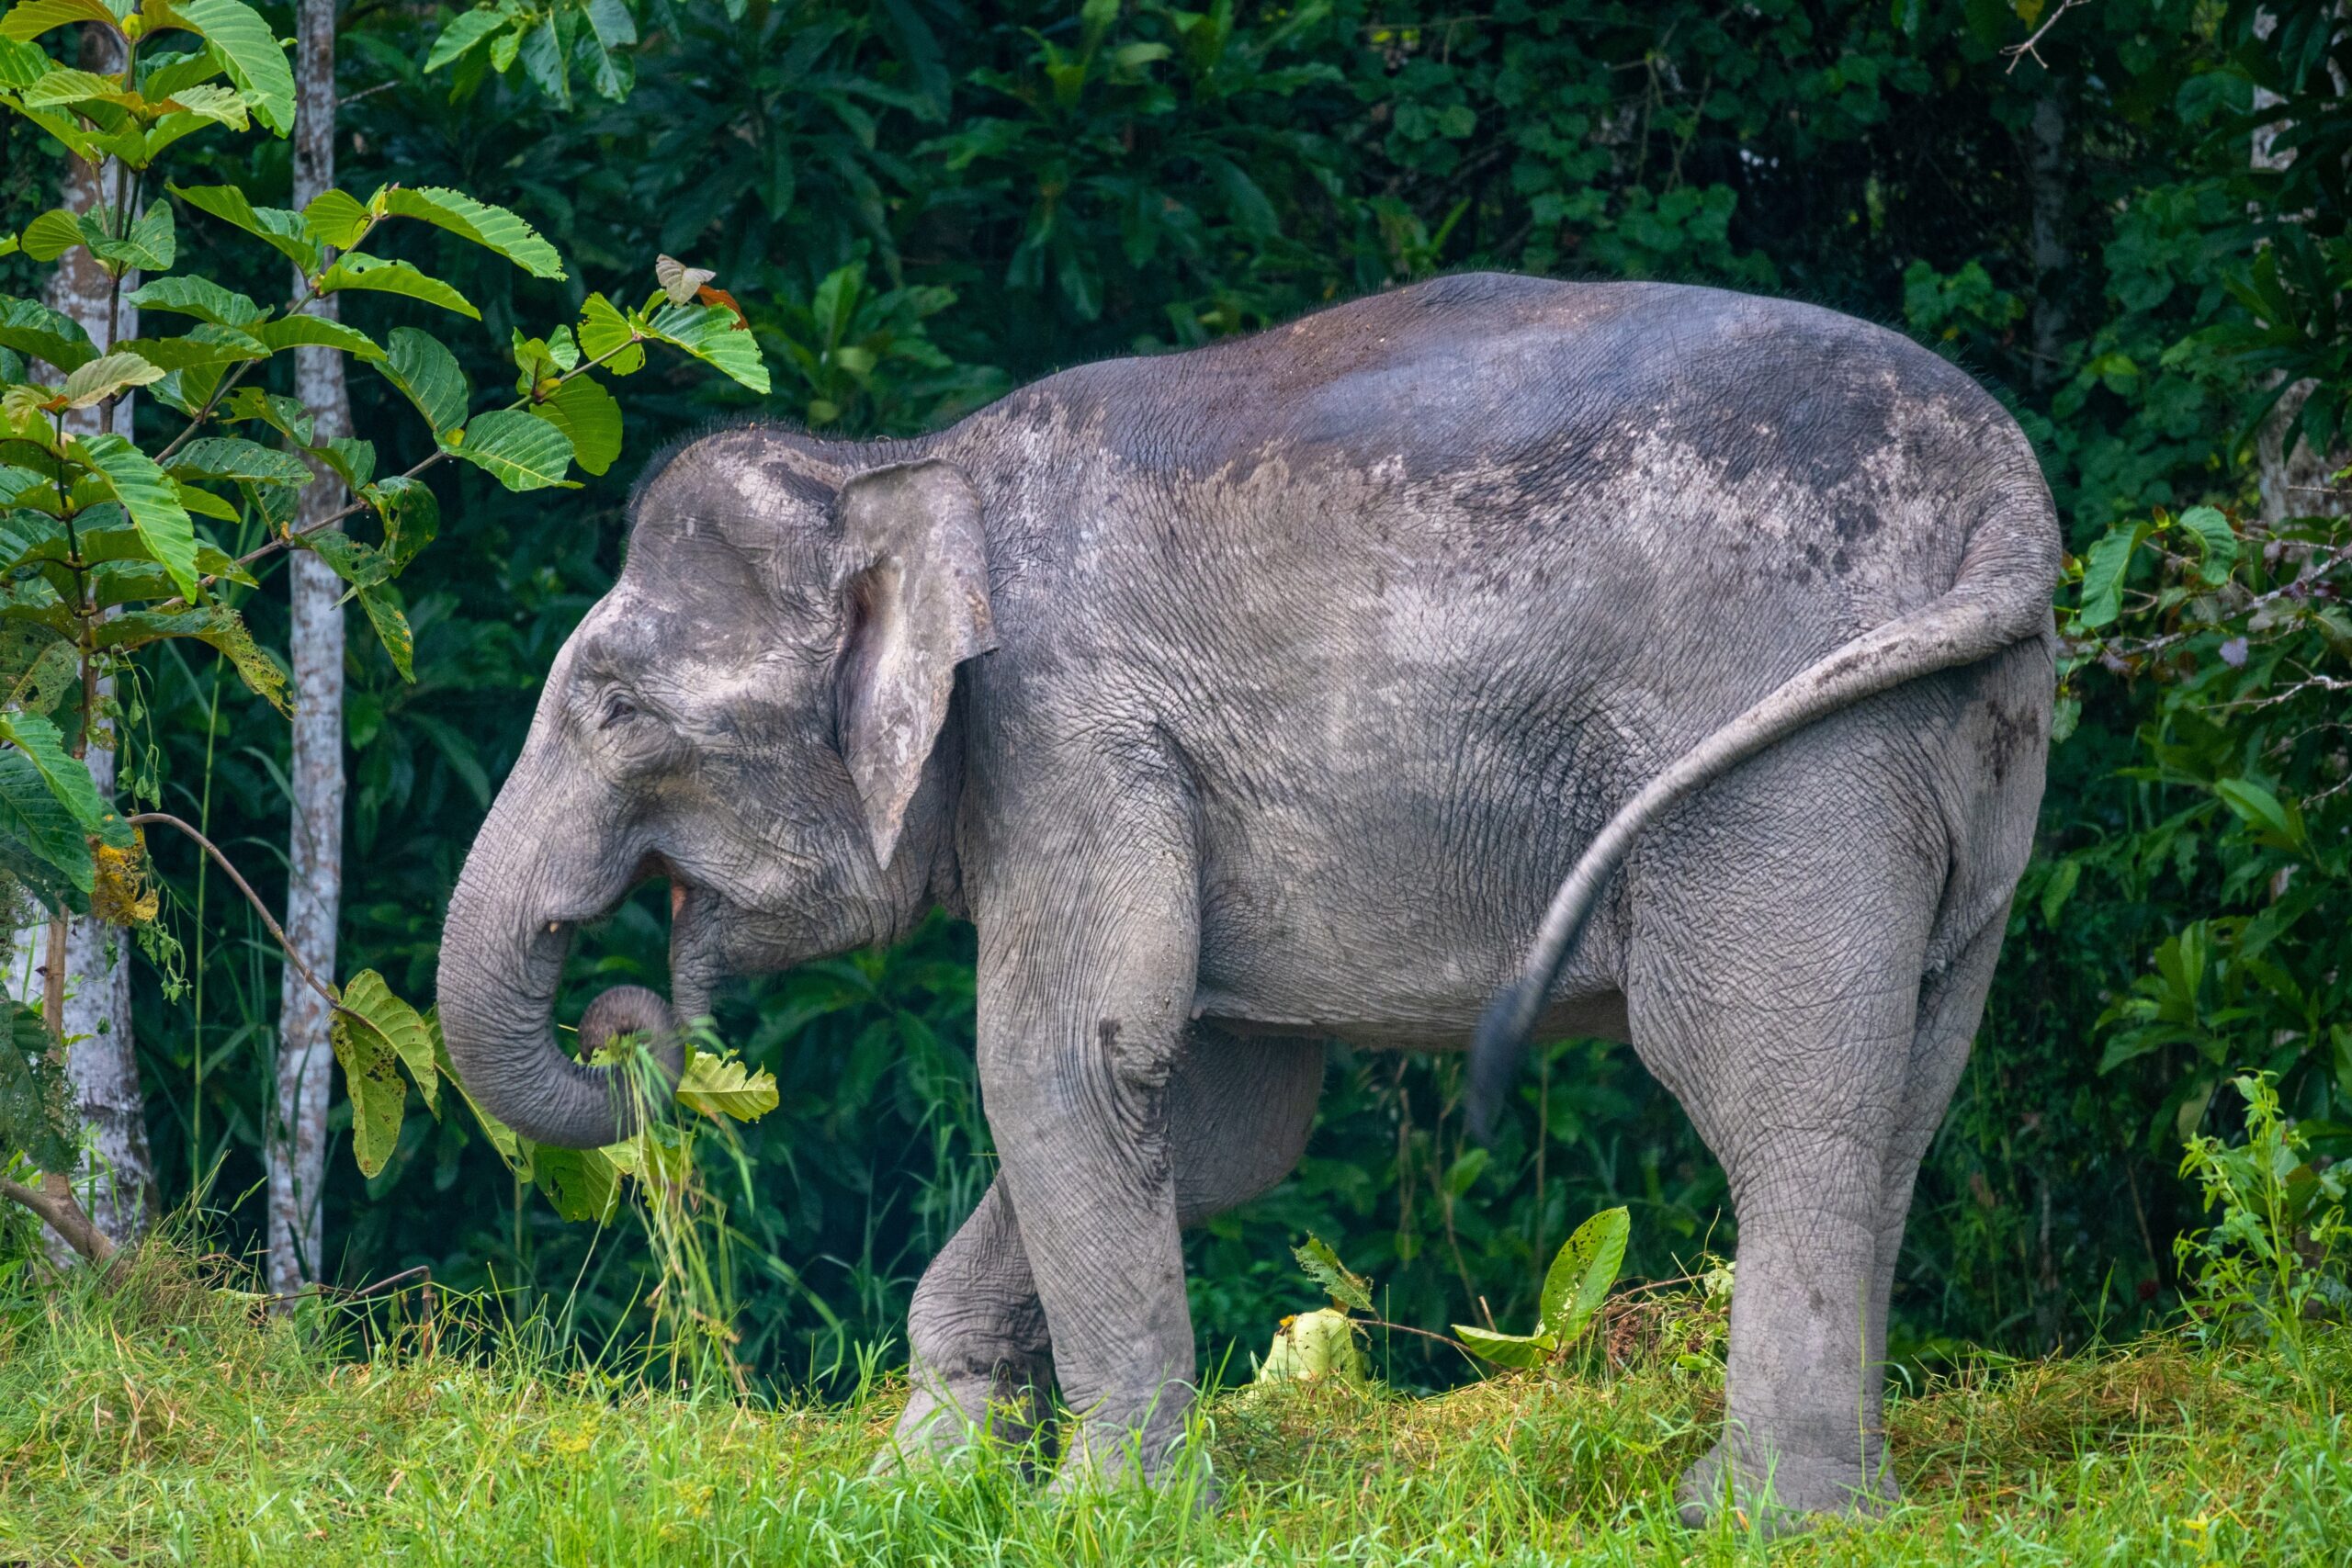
[[438, 273, 2058, 1526]]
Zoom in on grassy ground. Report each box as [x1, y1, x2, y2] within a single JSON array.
[[3, 1247, 2347, 1566]]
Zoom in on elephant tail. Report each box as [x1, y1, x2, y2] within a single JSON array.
[[1465, 476, 2060, 1141]]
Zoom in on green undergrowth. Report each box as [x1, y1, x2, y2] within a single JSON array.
[[2, 1247, 2347, 1566]]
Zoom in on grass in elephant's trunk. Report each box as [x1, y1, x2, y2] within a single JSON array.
[[3, 1233, 2346, 1564]]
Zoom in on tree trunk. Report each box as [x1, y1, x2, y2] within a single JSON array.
[[268, 0, 349, 1297], [2247, 47, 2347, 524], [14, 22, 157, 1259], [2027, 93, 2068, 391]]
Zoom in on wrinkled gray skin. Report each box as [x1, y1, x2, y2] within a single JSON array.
[[438, 273, 2057, 1526]]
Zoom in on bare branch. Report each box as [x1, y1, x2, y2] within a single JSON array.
[[1, 1171, 118, 1263], [2003, 0, 2086, 74]]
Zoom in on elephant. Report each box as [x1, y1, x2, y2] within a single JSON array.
[[436, 270, 2057, 1525]]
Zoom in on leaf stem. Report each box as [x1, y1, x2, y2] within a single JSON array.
[[123, 811, 339, 1010]]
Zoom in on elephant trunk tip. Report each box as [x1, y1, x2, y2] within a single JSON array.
[[578, 983, 687, 1094], [1466, 977, 1539, 1145]]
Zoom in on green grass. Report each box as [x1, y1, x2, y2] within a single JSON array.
[[3, 1247, 2347, 1566]]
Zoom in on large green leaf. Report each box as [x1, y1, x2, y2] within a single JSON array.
[[341, 968, 436, 1114], [531, 374, 620, 476], [0, 746, 90, 909], [0, 999, 75, 1173], [1535, 1205, 1629, 1346], [300, 187, 371, 248], [115, 324, 269, 371], [93, 604, 288, 713], [166, 182, 318, 272], [371, 325, 468, 437], [166, 434, 311, 488], [0, 711, 112, 840], [167, 0, 292, 134], [293, 526, 392, 591], [447, 407, 575, 491], [58, 350, 164, 410], [253, 313, 384, 360], [0, 0, 119, 39], [575, 292, 642, 374], [640, 300, 769, 392], [125, 274, 266, 328], [17, 208, 88, 261], [69, 433, 200, 600], [0, 294, 97, 372], [314, 253, 478, 319], [86, 200, 175, 272], [424, 6, 513, 73], [2075, 523, 2147, 631], [530, 1144, 619, 1224], [376, 186, 564, 279], [329, 970, 415, 1179]]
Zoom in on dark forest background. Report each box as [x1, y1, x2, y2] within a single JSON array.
[[7, 0, 2345, 1391]]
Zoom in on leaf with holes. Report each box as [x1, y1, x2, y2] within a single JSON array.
[[1452, 1324, 1556, 1370], [166, 434, 311, 489], [1536, 1205, 1629, 1346], [1292, 1234, 1374, 1314], [341, 968, 435, 1114], [329, 984, 410, 1179], [357, 580, 413, 679], [676, 1047, 779, 1122], [315, 253, 477, 319]]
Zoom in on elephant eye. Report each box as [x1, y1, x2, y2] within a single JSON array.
[[600, 692, 641, 730]]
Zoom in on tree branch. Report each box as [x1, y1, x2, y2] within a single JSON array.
[[2, 1171, 118, 1263]]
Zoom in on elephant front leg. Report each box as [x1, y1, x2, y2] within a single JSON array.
[[975, 848, 1204, 1495], [886, 1177, 1052, 1468]]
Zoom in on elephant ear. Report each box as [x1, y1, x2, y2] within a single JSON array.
[[832, 459, 997, 869]]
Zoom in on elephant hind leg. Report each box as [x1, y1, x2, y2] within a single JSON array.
[[1172, 1026, 1325, 1227]]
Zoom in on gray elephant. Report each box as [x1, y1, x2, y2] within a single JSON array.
[[437, 271, 2056, 1524]]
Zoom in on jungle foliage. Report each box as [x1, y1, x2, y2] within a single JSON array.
[[2, 0, 2345, 1394]]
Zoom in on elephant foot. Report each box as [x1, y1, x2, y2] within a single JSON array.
[[872, 1369, 1051, 1479], [1043, 1405, 1221, 1515], [1674, 1436, 1896, 1535]]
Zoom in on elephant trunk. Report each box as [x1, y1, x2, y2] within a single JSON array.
[[436, 825, 684, 1150]]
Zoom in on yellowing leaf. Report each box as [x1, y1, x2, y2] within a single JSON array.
[[675, 1047, 778, 1122]]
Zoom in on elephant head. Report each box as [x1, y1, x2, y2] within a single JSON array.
[[435, 427, 995, 1147]]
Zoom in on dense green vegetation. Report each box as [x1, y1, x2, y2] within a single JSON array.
[[4, 0, 2347, 1415]]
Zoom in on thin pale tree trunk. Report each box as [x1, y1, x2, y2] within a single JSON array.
[[268, 0, 349, 1296], [2027, 92, 2068, 392], [14, 22, 157, 1259]]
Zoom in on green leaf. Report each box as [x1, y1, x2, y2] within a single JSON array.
[[0, 294, 97, 372], [0, 0, 119, 39], [220, 386, 311, 443], [675, 1047, 779, 1121], [447, 407, 575, 491], [339, 968, 436, 1115], [0, 999, 75, 1173], [371, 325, 468, 436], [17, 208, 86, 262], [368, 474, 436, 568], [125, 273, 266, 328], [252, 312, 383, 360], [0, 746, 91, 908], [2174, 505, 2239, 587], [2075, 523, 2145, 631], [425, 5, 512, 72], [639, 300, 768, 392], [300, 186, 371, 248], [1254, 1306, 1364, 1383], [575, 292, 642, 374], [165, 182, 317, 272], [531, 374, 620, 476], [375, 185, 564, 279], [1452, 1324, 1555, 1370], [293, 525, 391, 591], [166, 434, 311, 488], [314, 253, 478, 319], [69, 433, 199, 600], [310, 435, 373, 492], [2215, 778, 2307, 850], [168, 0, 293, 134], [1535, 1205, 1629, 1345], [0, 711, 111, 840], [1291, 1234, 1374, 1314], [91, 605, 288, 712], [531, 1144, 619, 1224], [329, 979, 411, 1179], [57, 350, 163, 410], [356, 580, 413, 679], [153, 81, 247, 129], [114, 323, 268, 371], [86, 200, 174, 272]]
